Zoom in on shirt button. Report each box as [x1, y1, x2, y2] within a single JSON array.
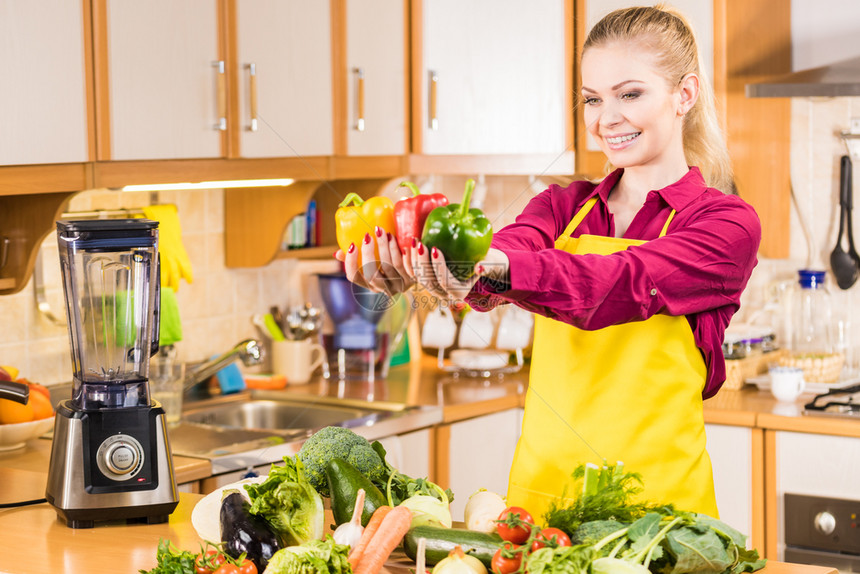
[[650, 288, 658, 296]]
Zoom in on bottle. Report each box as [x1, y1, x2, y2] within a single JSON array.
[[788, 270, 834, 355]]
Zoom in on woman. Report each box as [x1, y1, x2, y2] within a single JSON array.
[[337, 4, 760, 520]]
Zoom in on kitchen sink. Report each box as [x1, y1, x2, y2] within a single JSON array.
[[181, 398, 387, 432]]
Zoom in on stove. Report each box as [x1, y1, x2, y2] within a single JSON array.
[[804, 384, 860, 418]]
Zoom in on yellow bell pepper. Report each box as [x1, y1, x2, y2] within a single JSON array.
[[335, 193, 396, 266]]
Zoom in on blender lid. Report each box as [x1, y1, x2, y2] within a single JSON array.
[[57, 219, 159, 233]]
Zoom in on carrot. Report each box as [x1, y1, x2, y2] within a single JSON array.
[[353, 505, 413, 574], [348, 505, 392, 569]]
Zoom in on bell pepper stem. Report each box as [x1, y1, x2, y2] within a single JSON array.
[[399, 181, 423, 197], [338, 192, 365, 208], [459, 179, 476, 218]]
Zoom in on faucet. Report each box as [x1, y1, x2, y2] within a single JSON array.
[[182, 339, 264, 393]]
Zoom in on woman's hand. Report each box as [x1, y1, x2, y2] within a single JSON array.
[[409, 241, 509, 304], [334, 226, 416, 295]]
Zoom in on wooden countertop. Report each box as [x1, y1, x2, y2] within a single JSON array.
[[0, 468, 839, 574]]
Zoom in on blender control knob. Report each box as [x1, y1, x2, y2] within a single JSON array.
[[96, 434, 144, 480], [814, 511, 837, 535]]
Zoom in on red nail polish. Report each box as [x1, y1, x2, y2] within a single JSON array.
[[348, 243, 355, 254], [333, 251, 339, 258], [386, 232, 392, 241], [431, 247, 439, 259], [418, 243, 425, 255], [364, 233, 372, 245], [375, 226, 383, 238], [477, 265, 485, 275], [412, 237, 418, 248]]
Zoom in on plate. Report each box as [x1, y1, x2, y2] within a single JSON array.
[[746, 373, 860, 394], [0, 416, 54, 452], [191, 475, 267, 542]]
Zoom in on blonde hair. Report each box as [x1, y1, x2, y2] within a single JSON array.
[[583, 4, 734, 193]]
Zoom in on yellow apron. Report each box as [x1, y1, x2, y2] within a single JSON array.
[[507, 197, 717, 523]]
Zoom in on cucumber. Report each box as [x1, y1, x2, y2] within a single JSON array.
[[403, 524, 504, 567], [325, 458, 388, 527]]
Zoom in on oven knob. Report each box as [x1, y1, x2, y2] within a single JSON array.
[[814, 511, 837, 535]]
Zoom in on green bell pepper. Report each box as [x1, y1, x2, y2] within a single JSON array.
[[421, 178, 493, 281]]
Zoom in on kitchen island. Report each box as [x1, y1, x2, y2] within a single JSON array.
[[0, 466, 839, 574]]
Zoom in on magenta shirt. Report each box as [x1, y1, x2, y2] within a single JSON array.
[[467, 167, 761, 398]]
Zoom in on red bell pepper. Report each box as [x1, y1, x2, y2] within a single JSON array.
[[394, 182, 449, 254]]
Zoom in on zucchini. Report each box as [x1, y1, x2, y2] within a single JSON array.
[[403, 524, 504, 567], [325, 458, 388, 527]]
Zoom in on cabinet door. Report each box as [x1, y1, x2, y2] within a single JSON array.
[[419, 0, 566, 155], [376, 428, 432, 481], [705, 424, 753, 537], [345, 0, 406, 156], [236, 0, 333, 158], [0, 0, 88, 165], [447, 408, 523, 522], [105, 0, 221, 160]]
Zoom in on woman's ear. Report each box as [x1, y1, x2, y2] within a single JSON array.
[[677, 73, 700, 116]]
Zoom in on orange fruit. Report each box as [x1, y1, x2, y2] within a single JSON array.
[[0, 397, 35, 424], [19, 379, 51, 400], [28, 391, 54, 420]]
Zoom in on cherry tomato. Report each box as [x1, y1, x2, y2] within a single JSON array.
[[214, 564, 240, 574], [491, 543, 523, 574], [237, 559, 258, 574], [531, 527, 573, 552], [496, 506, 535, 545], [195, 551, 226, 574]]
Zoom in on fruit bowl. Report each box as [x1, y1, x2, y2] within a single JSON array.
[[0, 416, 54, 451]]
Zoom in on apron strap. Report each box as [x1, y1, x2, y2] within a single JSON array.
[[561, 197, 677, 239]]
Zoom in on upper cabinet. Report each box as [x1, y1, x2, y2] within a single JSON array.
[[234, 0, 333, 158], [413, 0, 573, 166], [342, 0, 408, 156], [0, 0, 90, 166], [96, 0, 222, 161]]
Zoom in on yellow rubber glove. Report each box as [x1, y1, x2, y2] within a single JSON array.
[[142, 204, 193, 291]]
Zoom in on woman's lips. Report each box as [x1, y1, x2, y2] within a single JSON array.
[[604, 132, 640, 150]]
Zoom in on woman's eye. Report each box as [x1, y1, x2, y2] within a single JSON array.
[[620, 92, 641, 100], [582, 97, 599, 105]]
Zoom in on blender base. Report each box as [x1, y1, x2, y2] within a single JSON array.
[[45, 401, 179, 528]]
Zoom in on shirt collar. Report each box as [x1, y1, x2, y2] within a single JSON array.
[[589, 166, 709, 211]]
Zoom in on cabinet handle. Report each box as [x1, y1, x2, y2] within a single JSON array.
[[247, 63, 258, 132], [213, 60, 226, 131], [428, 70, 439, 131], [353, 67, 365, 132]]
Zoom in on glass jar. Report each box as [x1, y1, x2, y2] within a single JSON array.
[[788, 269, 834, 355]]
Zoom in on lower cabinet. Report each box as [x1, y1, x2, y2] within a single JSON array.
[[437, 408, 524, 522], [705, 423, 755, 539]]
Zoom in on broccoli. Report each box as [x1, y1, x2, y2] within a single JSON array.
[[297, 426, 385, 497]]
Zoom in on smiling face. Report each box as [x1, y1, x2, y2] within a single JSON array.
[[581, 41, 697, 177]]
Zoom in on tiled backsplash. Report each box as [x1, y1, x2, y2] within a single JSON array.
[[4, 96, 860, 385]]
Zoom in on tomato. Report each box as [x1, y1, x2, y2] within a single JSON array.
[[496, 506, 534, 545], [491, 543, 523, 574], [531, 527, 572, 552], [237, 559, 257, 574], [214, 564, 240, 574], [195, 550, 226, 574]]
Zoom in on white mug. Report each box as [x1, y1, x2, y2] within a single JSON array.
[[769, 367, 806, 402], [270, 339, 326, 384]]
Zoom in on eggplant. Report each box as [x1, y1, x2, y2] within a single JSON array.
[[220, 489, 282, 571]]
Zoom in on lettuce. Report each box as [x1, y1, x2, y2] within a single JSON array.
[[262, 537, 351, 574], [244, 456, 325, 547]]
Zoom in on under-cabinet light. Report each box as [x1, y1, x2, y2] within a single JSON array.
[[120, 178, 295, 192]]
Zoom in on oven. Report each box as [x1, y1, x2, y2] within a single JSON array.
[[784, 494, 860, 573]]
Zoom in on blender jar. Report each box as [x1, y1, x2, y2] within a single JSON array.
[[57, 219, 160, 410]]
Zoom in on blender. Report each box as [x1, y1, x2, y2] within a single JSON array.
[[45, 219, 179, 528]]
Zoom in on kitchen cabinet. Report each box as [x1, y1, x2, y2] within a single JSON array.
[[339, 0, 408, 157], [573, 0, 791, 258], [0, 0, 91, 166], [234, 0, 333, 159], [435, 408, 523, 522], [411, 0, 575, 174], [705, 423, 764, 549]]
